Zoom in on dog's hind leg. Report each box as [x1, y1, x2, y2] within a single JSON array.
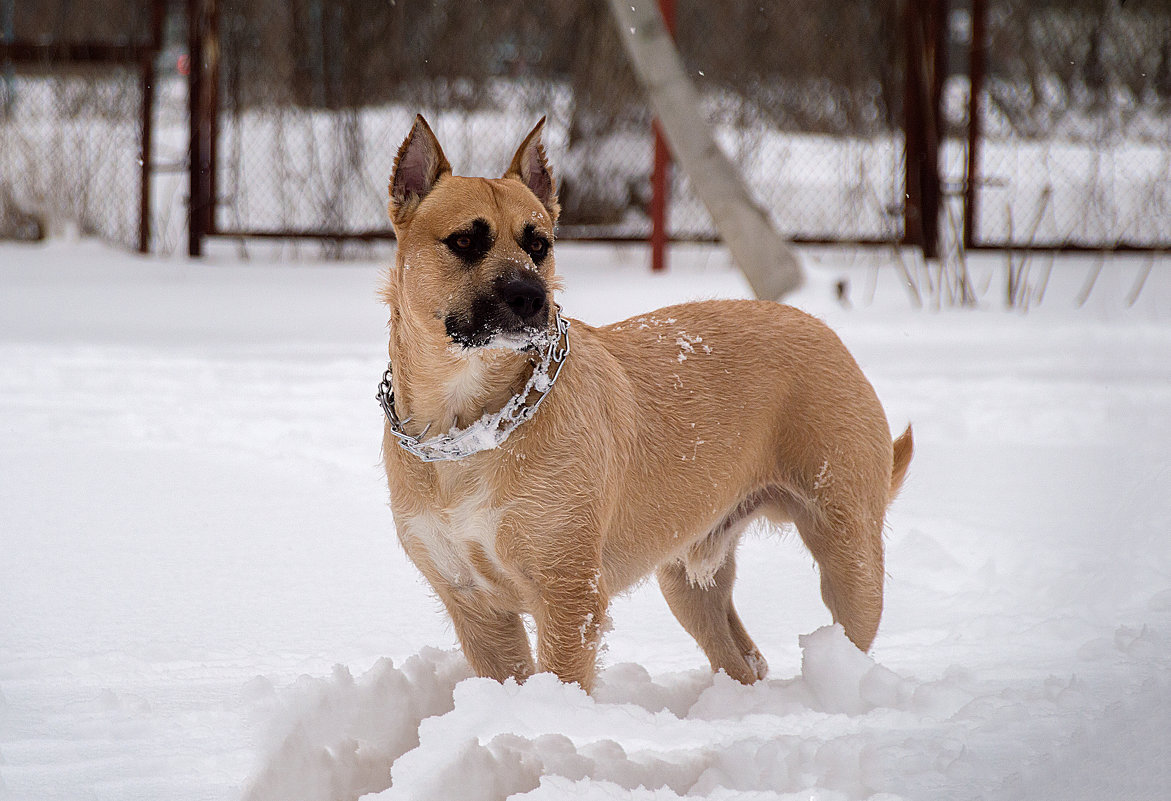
[[657, 546, 768, 684], [794, 501, 885, 652], [787, 426, 910, 652]]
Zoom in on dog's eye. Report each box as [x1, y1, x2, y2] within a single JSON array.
[[443, 220, 493, 263], [518, 224, 550, 265]]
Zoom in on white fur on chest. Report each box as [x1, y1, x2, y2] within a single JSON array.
[[442, 356, 490, 418], [399, 486, 503, 591]]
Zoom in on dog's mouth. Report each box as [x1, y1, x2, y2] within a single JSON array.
[[459, 327, 550, 352], [487, 328, 552, 352], [445, 316, 553, 352]]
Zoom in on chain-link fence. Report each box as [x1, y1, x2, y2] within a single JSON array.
[[5, 1, 1170, 256], [210, 0, 907, 247], [968, 0, 1171, 249], [0, 0, 162, 251], [0, 67, 144, 246]]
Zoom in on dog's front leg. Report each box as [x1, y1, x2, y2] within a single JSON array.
[[532, 566, 607, 694], [440, 591, 536, 684]]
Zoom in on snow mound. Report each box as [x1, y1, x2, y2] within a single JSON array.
[[241, 648, 471, 801], [242, 626, 982, 801]]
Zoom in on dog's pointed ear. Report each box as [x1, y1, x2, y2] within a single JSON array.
[[389, 114, 451, 227], [504, 117, 559, 222]]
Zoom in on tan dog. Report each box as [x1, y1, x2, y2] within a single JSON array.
[[380, 115, 912, 694]]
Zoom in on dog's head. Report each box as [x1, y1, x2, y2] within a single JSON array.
[[385, 115, 561, 353]]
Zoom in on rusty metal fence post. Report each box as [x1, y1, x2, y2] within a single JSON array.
[[963, 0, 985, 252], [649, 0, 675, 273], [187, 0, 218, 257], [138, 0, 164, 254], [903, 0, 946, 260]]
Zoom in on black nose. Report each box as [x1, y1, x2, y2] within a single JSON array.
[[498, 277, 548, 324]]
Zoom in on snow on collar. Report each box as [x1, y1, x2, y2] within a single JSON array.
[[377, 307, 570, 463]]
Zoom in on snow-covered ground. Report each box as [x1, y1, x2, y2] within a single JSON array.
[[1, 240, 1169, 800]]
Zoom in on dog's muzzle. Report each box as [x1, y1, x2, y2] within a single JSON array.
[[445, 272, 552, 350]]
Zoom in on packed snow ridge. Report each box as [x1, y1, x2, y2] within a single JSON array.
[[241, 627, 944, 801], [240, 624, 1171, 801]]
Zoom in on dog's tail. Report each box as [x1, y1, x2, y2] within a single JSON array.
[[889, 424, 914, 502]]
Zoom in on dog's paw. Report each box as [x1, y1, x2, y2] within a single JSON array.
[[744, 650, 769, 681]]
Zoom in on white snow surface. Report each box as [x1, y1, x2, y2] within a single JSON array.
[[2, 240, 1170, 800]]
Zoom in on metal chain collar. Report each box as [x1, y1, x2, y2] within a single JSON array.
[[377, 307, 570, 462]]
